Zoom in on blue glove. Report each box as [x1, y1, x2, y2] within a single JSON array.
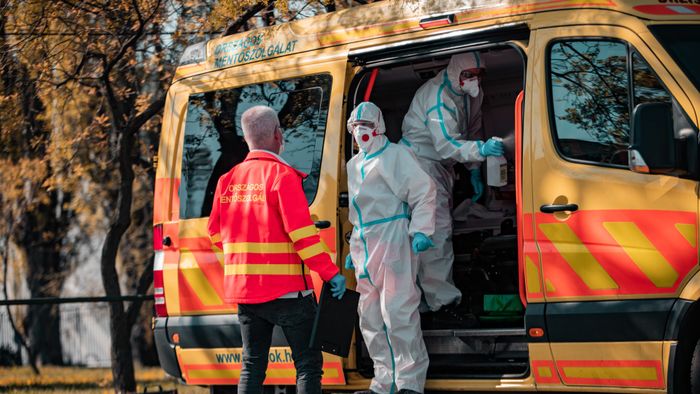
[[411, 232, 434, 254], [328, 274, 346, 299], [470, 168, 484, 202], [344, 254, 354, 270], [479, 137, 504, 157]]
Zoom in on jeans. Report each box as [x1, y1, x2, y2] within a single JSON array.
[[237, 294, 323, 394]]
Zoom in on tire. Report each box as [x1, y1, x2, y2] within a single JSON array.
[[692, 337, 700, 394]]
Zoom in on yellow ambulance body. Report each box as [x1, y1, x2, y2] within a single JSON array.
[[152, 0, 700, 392]]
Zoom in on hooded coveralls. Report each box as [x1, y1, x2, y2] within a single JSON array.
[[400, 52, 485, 312], [347, 102, 437, 393]]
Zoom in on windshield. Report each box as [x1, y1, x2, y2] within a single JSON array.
[[650, 25, 700, 93]]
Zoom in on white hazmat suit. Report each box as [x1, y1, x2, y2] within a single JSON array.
[[347, 102, 437, 393], [400, 52, 486, 312]]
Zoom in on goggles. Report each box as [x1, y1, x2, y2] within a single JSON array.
[[459, 69, 484, 80], [348, 120, 376, 131]]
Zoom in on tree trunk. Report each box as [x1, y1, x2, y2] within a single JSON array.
[[23, 240, 64, 365], [15, 67, 69, 364], [100, 123, 137, 393], [2, 215, 39, 373]]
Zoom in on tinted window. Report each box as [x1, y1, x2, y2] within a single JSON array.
[[549, 40, 630, 165], [632, 51, 671, 106], [548, 40, 694, 168], [179, 74, 332, 219], [650, 25, 700, 93]]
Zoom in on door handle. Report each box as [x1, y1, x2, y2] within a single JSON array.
[[314, 220, 331, 229], [540, 204, 579, 214]]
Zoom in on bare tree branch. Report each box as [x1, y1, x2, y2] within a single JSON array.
[[131, 0, 144, 24], [104, 0, 163, 75], [127, 92, 166, 134], [221, 2, 269, 37], [55, 0, 104, 16]]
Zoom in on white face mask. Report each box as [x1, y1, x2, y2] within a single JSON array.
[[353, 125, 380, 153], [460, 77, 480, 98]]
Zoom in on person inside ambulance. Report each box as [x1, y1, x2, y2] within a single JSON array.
[[345, 102, 437, 394], [401, 52, 504, 328]]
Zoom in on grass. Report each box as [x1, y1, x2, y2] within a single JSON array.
[[0, 366, 208, 393]]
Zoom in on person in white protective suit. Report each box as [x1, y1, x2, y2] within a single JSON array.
[[400, 52, 504, 327], [345, 102, 437, 394]]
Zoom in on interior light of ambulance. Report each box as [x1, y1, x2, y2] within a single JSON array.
[[419, 14, 455, 29], [172, 333, 180, 344]]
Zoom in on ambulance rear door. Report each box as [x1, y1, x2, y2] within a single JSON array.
[[168, 52, 350, 386]]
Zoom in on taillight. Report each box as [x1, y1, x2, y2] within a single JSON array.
[[153, 224, 168, 317]]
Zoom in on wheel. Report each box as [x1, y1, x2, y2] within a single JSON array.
[[691, 337, 700, 394], [209, 385, 237, 394]]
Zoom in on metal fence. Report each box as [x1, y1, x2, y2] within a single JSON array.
[[0, 307, 26, 364], [0, 295, 153, 367]]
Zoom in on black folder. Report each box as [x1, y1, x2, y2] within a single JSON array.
[[309, 283, 360, 357]]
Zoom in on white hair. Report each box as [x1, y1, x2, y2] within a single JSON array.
[[241, 105, 280, 150]]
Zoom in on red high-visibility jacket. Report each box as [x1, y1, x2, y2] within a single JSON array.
[[208, 150, 339, 304]]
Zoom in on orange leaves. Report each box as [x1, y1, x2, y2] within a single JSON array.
[[0, 157, 49, 209]]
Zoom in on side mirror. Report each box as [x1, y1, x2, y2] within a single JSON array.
[[629, 102, 675, 173]]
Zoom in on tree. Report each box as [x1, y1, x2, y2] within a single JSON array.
[[1, 0, 367, 390], [4, 0, 195, 389], [0, 2, 73, 368]]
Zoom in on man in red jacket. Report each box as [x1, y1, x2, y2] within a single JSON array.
[[208, 105, 346, 394]]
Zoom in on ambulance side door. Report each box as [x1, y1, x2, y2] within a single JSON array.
[[530, 24, 699, 390]]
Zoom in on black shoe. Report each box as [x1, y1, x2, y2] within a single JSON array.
[[429, 305, 478, 329]]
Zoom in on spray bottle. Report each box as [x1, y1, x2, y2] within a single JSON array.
[[486, 137, 507, 187]]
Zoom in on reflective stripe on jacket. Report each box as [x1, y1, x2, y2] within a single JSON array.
[[208, 151, 339, 304]]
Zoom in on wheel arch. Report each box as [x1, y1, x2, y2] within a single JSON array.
[[669, 271, 700, 394]]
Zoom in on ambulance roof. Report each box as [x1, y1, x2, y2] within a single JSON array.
[[174, 0, 699, 80]]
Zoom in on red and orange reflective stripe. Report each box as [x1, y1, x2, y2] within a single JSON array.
[[534, 210, 697, 298]]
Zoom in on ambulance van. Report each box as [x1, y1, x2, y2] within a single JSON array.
[[152, 0, 700, 392]]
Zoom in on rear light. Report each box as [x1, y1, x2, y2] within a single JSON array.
[[529, 327, 545, 338], [419, 14, 455, 29], [153, 224, 168, 317]]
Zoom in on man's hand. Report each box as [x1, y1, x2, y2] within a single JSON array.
[[411, 232, 435, 254], [479, 137, 505, 157], [344, 254, 354, 270], [329, 274, 346, 299]]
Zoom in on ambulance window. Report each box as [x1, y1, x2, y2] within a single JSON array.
[[549, 40, 630, 166], [632, 51, 671, 105], [179, 74, 332, 219], [650, 25, 700, 92]]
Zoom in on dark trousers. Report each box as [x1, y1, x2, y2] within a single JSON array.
[[237, 294, 323, 394]]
